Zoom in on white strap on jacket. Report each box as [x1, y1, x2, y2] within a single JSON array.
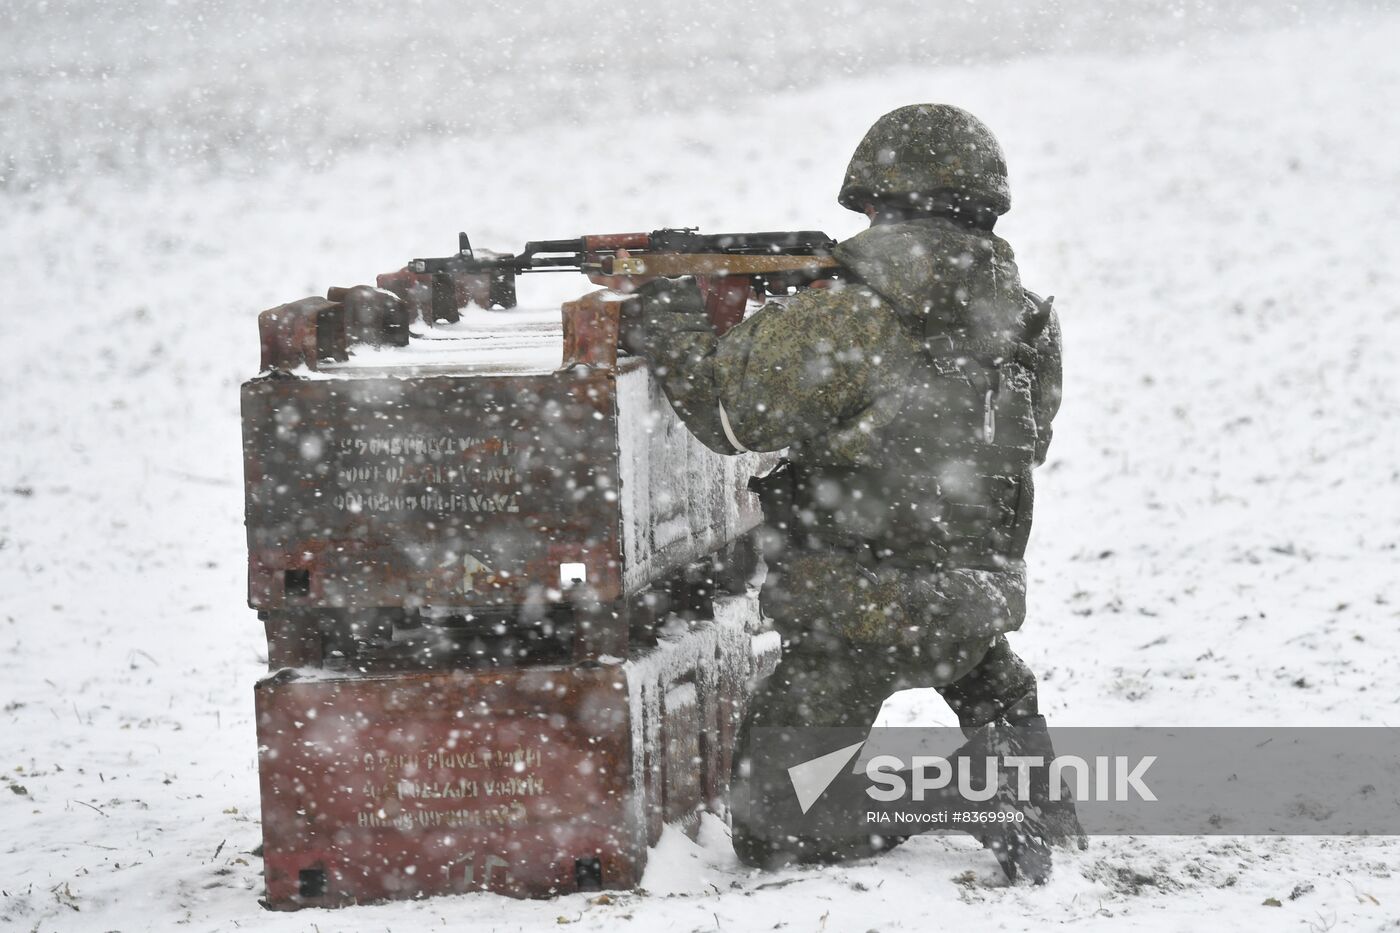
[[717, 400, 751, 453]]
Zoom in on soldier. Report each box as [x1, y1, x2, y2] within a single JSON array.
[[618, 104, 1080, 883]]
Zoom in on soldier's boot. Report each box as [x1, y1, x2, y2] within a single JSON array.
[[961, 714, 1090, 883], [953, 720, 1056, 885], [866, 720, 1053, 883], [983, 825, 1053, 885], [1010, 713, 1088, 851]]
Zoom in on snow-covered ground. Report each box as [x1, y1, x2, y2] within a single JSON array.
[[3, 6, 1400, 930]]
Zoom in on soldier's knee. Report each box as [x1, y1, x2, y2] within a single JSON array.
[[730, 820, 783, 869]]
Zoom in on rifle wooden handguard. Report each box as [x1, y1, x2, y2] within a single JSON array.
[[604, 254, 841, 277]]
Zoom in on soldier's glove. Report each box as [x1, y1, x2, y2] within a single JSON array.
[[1021, 290, 1054, 345], [619, 276, 709, 362], [1013, 290, 1055, 369]]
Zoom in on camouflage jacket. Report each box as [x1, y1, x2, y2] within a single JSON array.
[[648, 217, 1062, 563]]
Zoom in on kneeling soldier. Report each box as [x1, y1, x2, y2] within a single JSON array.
[[621, 104, 1082, 883]]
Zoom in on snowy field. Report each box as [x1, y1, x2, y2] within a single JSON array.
[[3, 3, 1400, 930]]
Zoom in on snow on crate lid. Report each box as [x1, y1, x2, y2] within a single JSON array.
[[319, 305, 565, 377]]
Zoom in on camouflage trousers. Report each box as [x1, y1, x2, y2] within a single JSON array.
[[730, 546, 1041, 866], [753, 546, 1036, 728]]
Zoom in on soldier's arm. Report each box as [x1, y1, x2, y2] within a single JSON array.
[[631, 281, 893, 454]]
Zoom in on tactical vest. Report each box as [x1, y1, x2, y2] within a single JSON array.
[[905, 310, 1045, 563], [755, 294, 1052, 572]]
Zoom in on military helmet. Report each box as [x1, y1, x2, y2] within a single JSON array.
[[838, 104, 1011, 216]]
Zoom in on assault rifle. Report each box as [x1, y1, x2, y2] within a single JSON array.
[[402, 228, 842, 323]]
